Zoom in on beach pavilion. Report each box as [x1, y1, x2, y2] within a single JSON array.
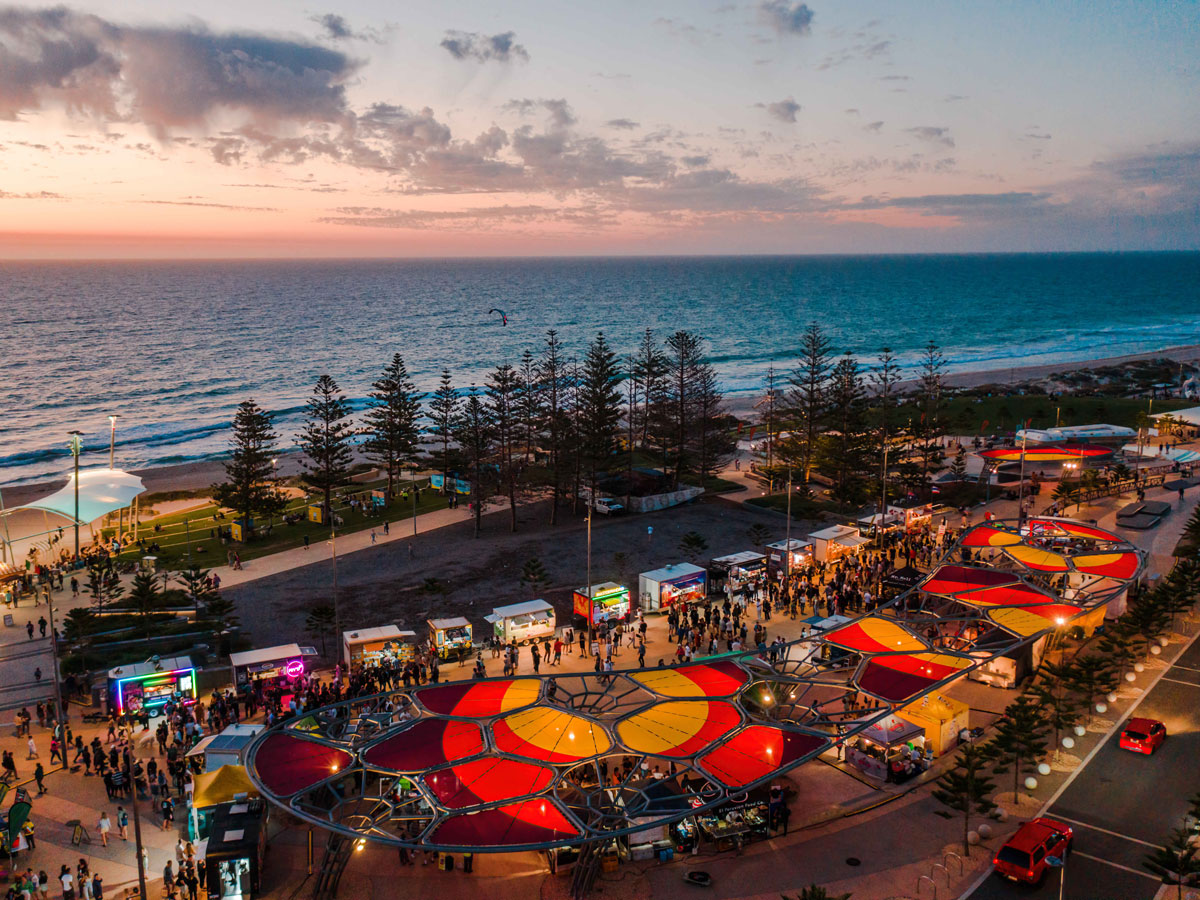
[[0, 467, 146, 563]]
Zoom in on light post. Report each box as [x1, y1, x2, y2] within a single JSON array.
[[585, 504, 593, 655], [1016, 426, 1029, 528], [67, 431, 83, 560], [410, 462, 418, 541], [108, 415, 119, 469]]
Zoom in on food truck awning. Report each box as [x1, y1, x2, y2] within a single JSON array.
[[485, 599, 554, 622], [808, 525, 866, 545], [343, 625, 410, 644], [192, 765, 260, 809], [0, 561, 20, 583], [639, 563, 706, 584], [429, 617, 471, 630], [230, 644, 303, 669], [710, 551, 766, 568], [187, 725, 265, 761], [766, 539, 813, 552], [859, 714, 924, 748], [108, 655, 193, 681]]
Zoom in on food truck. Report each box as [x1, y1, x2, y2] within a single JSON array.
[[707, 552, 767, 597], [857, 511, 904, 538], [845, 714, 927, 782], [765, 540, 813, 578], [892, 497, 934, 533], [107, 656, 197, 718], [807, 525, 870, 563], [186, 724, 265, 773], [229, 644, 316, 691], [202, 797, 269, 900], [428, 617, 473, 660], [342, 625, 417, 668], [637, 563, 707, 613], [897, 692, 970, 758], [484, 599, 557, 644], [572, 582, 632, 625], [188, 763, 261, 841]]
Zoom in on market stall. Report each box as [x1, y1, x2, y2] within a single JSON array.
[[230, 644, 314, 691], [342, 625, 417, 668], [765, 540, 813, 578], [638, 563, 707, 613], [186, 724, 265, 773], [428, 617, 473, 660], [808, 525, 870, 563], [203, 798, 269, 900], [572, 582, 631, 625], [708, 552, 767, 597], [845, 714, 927, 782], [107, 656, 197, 718], [897, 692, 969, 758], [484, 599, 556, 644], [188, 764, 262, 842], [893, 498, 934, 534], [857, 512, 903, 539]]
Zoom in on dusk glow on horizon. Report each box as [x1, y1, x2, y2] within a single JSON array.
[[1, 0, 1197, 258]]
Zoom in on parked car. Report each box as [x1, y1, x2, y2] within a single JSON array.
[[591, 497, 625, 515], [993, 817, 1073, 885], [1119, 717, 1167, 754]]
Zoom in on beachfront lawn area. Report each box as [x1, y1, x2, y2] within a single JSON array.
[[941, 394, 1193, 435], [100, 478, 449, 570], [745, 492, 859, 522]]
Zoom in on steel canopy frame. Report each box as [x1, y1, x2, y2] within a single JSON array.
[[244, 517, 1141, 854]]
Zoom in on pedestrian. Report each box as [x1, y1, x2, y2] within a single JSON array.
[[49, 738, 61, 765], [117, 805, 128, 839], [303, 534, 310, 550], [3, 750, 18, 781], [162, 862, 176, 900], [33, 762, 45, 794], [59, 865, 74, 900], [97, 811, 111, 847], [27, 736, 38, 759], [38, 616, 47, 637], [161, 795, 175, 830], [26, 621, 34, 640], [34, 666, 41, 682], [370, 529, 376, 544]]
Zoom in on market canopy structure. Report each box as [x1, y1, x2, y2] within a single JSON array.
[[246, 517, 1141, 854], [978, 443, 1112, 463], [2, 467, 145, 525]]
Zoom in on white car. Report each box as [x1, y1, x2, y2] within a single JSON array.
[[592, 497, 625, 515]]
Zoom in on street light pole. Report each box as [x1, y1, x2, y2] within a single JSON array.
[[411, 463, 418, 541], [585, 505, 593, 655], [108, 415, 118, 469], [68, 431, 83, 560]]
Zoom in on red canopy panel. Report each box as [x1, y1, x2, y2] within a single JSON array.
[[363, 719, 484, 773], [921, 565, 1020, 596], [856, 654, 972, 704], [424, 758, 555, 809], [415, 679, 539, 717], [1072, 551, 1140, 579], [959, 525, 1022, 548], [429, 798, 580, 847], [953, 583, 1061, 607], [669, 660, 750, 696], [253, 734, 353, 798], [699, 727, 826, 789], [1026, 519, 1121, 541]]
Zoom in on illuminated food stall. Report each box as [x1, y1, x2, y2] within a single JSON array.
[[428, 617, 473, 660], [230, 644, 315, 691], [202, 797, 269, 899], [765, 540, 813, 578], [808, 525, 870, 563], [572, 582, 631, 625], [845, 714, 926, 782], [897, 692, 970, 758], [638, 563, 707, 613], [342, 625, 417, 668], [484, 599, 557, 644], [708, 552, 767, 596], [107, 656, 197, 718], [188, 763, 262, 841], [892, 498, 934, 534], [857, 511, 903, 538]]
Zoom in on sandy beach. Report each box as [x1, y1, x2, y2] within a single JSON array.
[[5, 344, 1198, 507]]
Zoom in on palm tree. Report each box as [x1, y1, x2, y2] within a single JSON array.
[[1052, 481, 1080, 513]]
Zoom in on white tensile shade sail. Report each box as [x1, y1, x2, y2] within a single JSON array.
[[7, 467, 146, 524]]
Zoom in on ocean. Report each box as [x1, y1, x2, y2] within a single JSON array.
[[2, 253, 1199, 487]]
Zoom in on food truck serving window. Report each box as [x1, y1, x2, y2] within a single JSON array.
[[115, 668, 197, 715]]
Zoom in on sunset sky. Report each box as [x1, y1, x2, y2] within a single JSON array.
[[1, 0, 1197, 257]]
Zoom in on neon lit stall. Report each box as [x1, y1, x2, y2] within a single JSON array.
[[107, 656, 197, 718], [572, 582, 631, 625], [808, 525, 870, 563], [638, 563, 707, 613], [707, 552, 766, 597], [765, 540, 813, 578], [230, 644, 314, 692], [342, 625, 417, 669]]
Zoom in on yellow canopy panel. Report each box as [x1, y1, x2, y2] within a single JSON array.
[[1004, 544, 1069, 572], [192, 764, 260, 809]]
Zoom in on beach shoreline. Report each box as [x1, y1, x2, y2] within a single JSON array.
[[4, 344, 1198, 506]]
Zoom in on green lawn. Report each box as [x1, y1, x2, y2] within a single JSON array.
[[939, 395, 1191, 435], [745, 492, 860, 521], [101, 478, 448, 570]]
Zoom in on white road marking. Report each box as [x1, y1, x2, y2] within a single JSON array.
[[1168, 663, 1200, 673], [1048, 815, 1160, 848], [1157, 676, 1200, 688], [1071, 850, 1160, 881]]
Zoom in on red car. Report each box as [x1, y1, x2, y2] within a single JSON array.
[[1120, 717, 1167, 754], [993, 817, 1073, 885]]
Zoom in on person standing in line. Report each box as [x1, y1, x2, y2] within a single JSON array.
[[59, 865, 74, 900]]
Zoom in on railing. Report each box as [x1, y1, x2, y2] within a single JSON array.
[[916, 874, 937, 898], [943, 851, 964, 876]]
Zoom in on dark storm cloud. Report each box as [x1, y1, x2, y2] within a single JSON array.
[[758, 1, 814, 35], [313, 13, 352, 40], [439, 30, 528, 63]]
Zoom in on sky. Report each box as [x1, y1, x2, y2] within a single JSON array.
[[0, 0, 1198, 258]]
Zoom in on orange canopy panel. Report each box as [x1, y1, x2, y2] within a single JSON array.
[[979, 444, 1111, 462], [252, 734, 353, 797], [1003, 544, 1070, 573], [699, 726, 826, 788], [822, 616, 925, 654], [986, 603, 1086, 637], [363, 719, 485, 772], [424, 758, 555, 809], [417, 679, 541, 717], [630, 660, 748, 698], [430, 798, 580, 847], [491, 708, 611, 763], [952, 583, 1060, 607], [921, 565, 1020, 596], [959, 525, 1023, 548], [1071, 551, 1140, 579], [616, 701, 742, 757], [856, 653, 973, 704]]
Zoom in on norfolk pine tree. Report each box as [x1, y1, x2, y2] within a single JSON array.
[[297, 375, 355, 516], [988, 693, 1049, 799], [932, 742, 997, 856], [428, 369, 460, 493], [212, 399, 286, 538], [362, 353, 421, 498]]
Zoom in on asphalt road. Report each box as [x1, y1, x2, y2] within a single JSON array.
[[967, 632, 1200, 900]]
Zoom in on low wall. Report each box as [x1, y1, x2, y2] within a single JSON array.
[[627, 486, 704, 514]]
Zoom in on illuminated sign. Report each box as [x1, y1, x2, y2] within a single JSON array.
[[285, 659, 305, 680], [113, 667, 198, 715]]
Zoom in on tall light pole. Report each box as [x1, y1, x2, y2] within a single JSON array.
[[108, 415, 119, 469], [1016, 426, 1029, 528], [585, 505, 593, 655], [68, 431, 84, 560], [410, 462, 418, 541]]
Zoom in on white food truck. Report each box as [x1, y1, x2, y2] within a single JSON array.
[[484, 599, 557, 644]]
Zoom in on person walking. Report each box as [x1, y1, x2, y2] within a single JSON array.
[[2, 750, 18, 782], [116, 806, 128, 840], [26, 621, 34, 640], [27, 736, 38, 759], [96, 811, 111, 847], [33, 762, 46, 794], [38, 616, 47, 638]]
